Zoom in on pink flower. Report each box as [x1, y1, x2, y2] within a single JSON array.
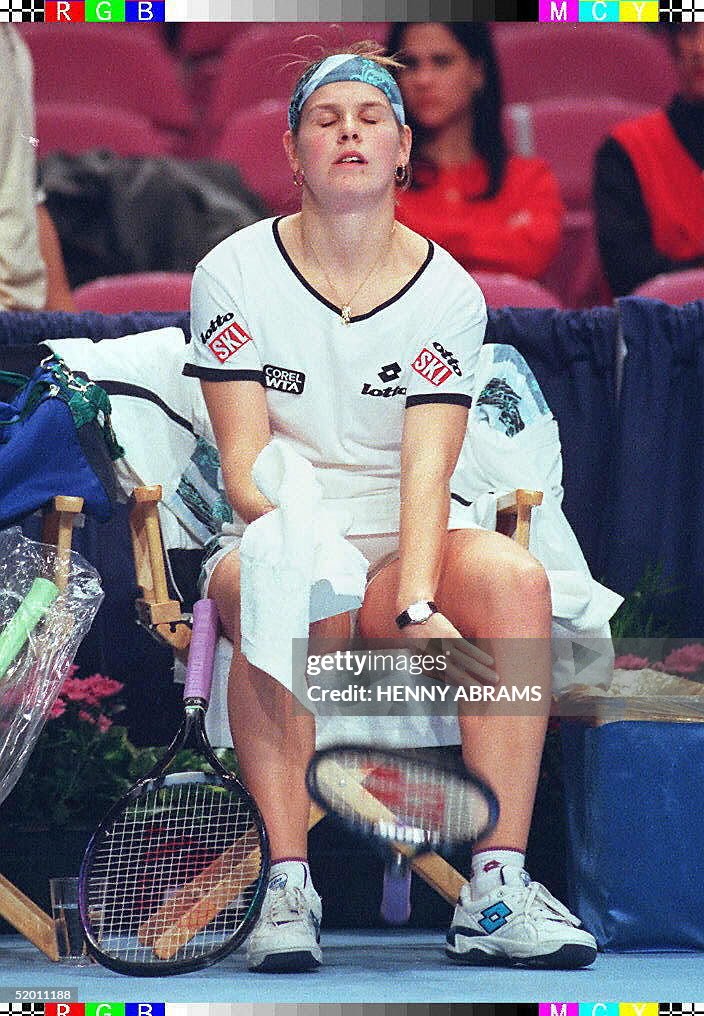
[[83, 674, 123, 700], [97, 714, 112, 732], [60, 677, 96, 704], [614, 654, 651, 670], [49, 699, 66, 719], [660, 644, 704, 675], [58, 673, 124, 708], [78, 709, 96, 725]]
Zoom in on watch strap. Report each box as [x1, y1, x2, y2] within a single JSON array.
[[395, 600, 438, 630]]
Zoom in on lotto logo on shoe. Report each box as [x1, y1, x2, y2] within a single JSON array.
[[207, 320, 252, 363], [478, 900, 512, 933], [411, 349, 453, 386]]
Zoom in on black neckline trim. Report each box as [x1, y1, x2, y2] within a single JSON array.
[[271, 216, 434, 323]]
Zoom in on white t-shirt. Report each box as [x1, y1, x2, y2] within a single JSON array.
[[184, 216, 486, 535]]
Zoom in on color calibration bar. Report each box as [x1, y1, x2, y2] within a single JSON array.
[[0, 0, 701, 20], [0, 1003, 702, 1014]]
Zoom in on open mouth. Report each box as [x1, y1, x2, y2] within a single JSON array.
[[336, 152, 367, 166]]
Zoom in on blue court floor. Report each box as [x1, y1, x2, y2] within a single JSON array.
[[1, 930, 702, 1003]]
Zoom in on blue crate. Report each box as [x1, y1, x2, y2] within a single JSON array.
[[560, 719, 704, 951]]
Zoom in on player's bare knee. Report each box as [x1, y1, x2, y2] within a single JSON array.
[[488, 554, 550, 607]]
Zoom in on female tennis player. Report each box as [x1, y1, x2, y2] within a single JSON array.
[[183, 45, 597, 974]]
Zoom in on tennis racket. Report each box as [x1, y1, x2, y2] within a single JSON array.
[[78, 598, 269, 976], [306, 744, 498, 919]]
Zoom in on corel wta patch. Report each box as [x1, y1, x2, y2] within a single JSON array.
[[207, 319, 252, 363], [411, 348, 453, 387]]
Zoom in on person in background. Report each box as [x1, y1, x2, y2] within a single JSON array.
[[594, 23, 704, 297], [387, 22, 564, 282], [0, 26, 74, 312]]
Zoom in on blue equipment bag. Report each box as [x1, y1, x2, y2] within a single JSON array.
[[561, 718, 704, 951], [0, 355, 123, 527]]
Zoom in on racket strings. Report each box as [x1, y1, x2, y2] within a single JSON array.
[[83, 778, 263, 965], [317, 750, 492, 848]]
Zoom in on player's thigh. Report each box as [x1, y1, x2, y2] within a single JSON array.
[[359, 528, 545, 639], [206, 549, 351, 645]]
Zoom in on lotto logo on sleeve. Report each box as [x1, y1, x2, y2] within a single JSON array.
[[200, 312, 252, 364], [411, 348, 453, 387]]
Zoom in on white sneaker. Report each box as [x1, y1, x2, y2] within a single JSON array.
[[247, 867, 322, 973], [446, 866, 597, 969]]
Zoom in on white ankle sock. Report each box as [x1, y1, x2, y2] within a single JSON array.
[[268, 858, 311, 892], [470, 848, 526, 899]]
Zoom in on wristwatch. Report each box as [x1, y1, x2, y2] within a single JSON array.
[[395, 600, 438, 630]]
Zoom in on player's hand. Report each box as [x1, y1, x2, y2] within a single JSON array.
[[400, 612, 499, 688]]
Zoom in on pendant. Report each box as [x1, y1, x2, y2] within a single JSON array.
[[340, 305, 352, 326]]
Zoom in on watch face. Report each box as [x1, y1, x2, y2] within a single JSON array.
[[408, 601, 432, 623]]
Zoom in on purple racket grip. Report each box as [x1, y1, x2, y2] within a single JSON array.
[[380, 857, 412, 925], [183, 598, 220, 704]]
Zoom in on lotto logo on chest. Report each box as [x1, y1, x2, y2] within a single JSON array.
[[411, 348, 453, 387]]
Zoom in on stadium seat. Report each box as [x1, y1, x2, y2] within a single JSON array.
[[504, 96, 656, 210], [496, 24, 678, 107], [177, 22, 254, 59], [471, 271, 564, 309], [181, 22, 390, 133], [204, 24, 390, 140], [20, 25, 192, 143], [72, 273, 193, 314], [541, 209, 611, 310], [36, 102, 172, 158], [631, 270, 704, 305], [213, 99, 296, 215]]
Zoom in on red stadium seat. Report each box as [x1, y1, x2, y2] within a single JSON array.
[[206, 23, 391, 136], [541, 209, 611, 310], [36, 102, 172, 158], [181, 22, 390, 131], [205, 26, 333, 136], [496, 24, 678, 107], [631, 270, 704, 305], [73, 272, 193, 314], [177, 22, 254, 59], [214, 100, 297, 215], [504, 96, 656, 210], [472, 271, 564, 309], [20, 25, 192, 140]]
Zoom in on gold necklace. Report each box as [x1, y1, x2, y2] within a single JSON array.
[[304, 224, 396, 325]]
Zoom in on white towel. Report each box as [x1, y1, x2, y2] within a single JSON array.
[[238, 440, 368, 692]]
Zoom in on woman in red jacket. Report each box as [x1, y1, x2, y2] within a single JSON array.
[[388, 23, 564, 282]]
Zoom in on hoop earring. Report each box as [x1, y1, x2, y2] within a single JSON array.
[[394, 163, 411, 191], [292, 169, 305, 188]]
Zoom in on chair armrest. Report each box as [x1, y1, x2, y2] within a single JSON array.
[[128, 485, 191, 651], [41, 495, 84, 590], [495, 489, 543, 550]]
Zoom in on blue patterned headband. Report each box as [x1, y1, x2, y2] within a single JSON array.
[[288, 54, 406, 133]]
